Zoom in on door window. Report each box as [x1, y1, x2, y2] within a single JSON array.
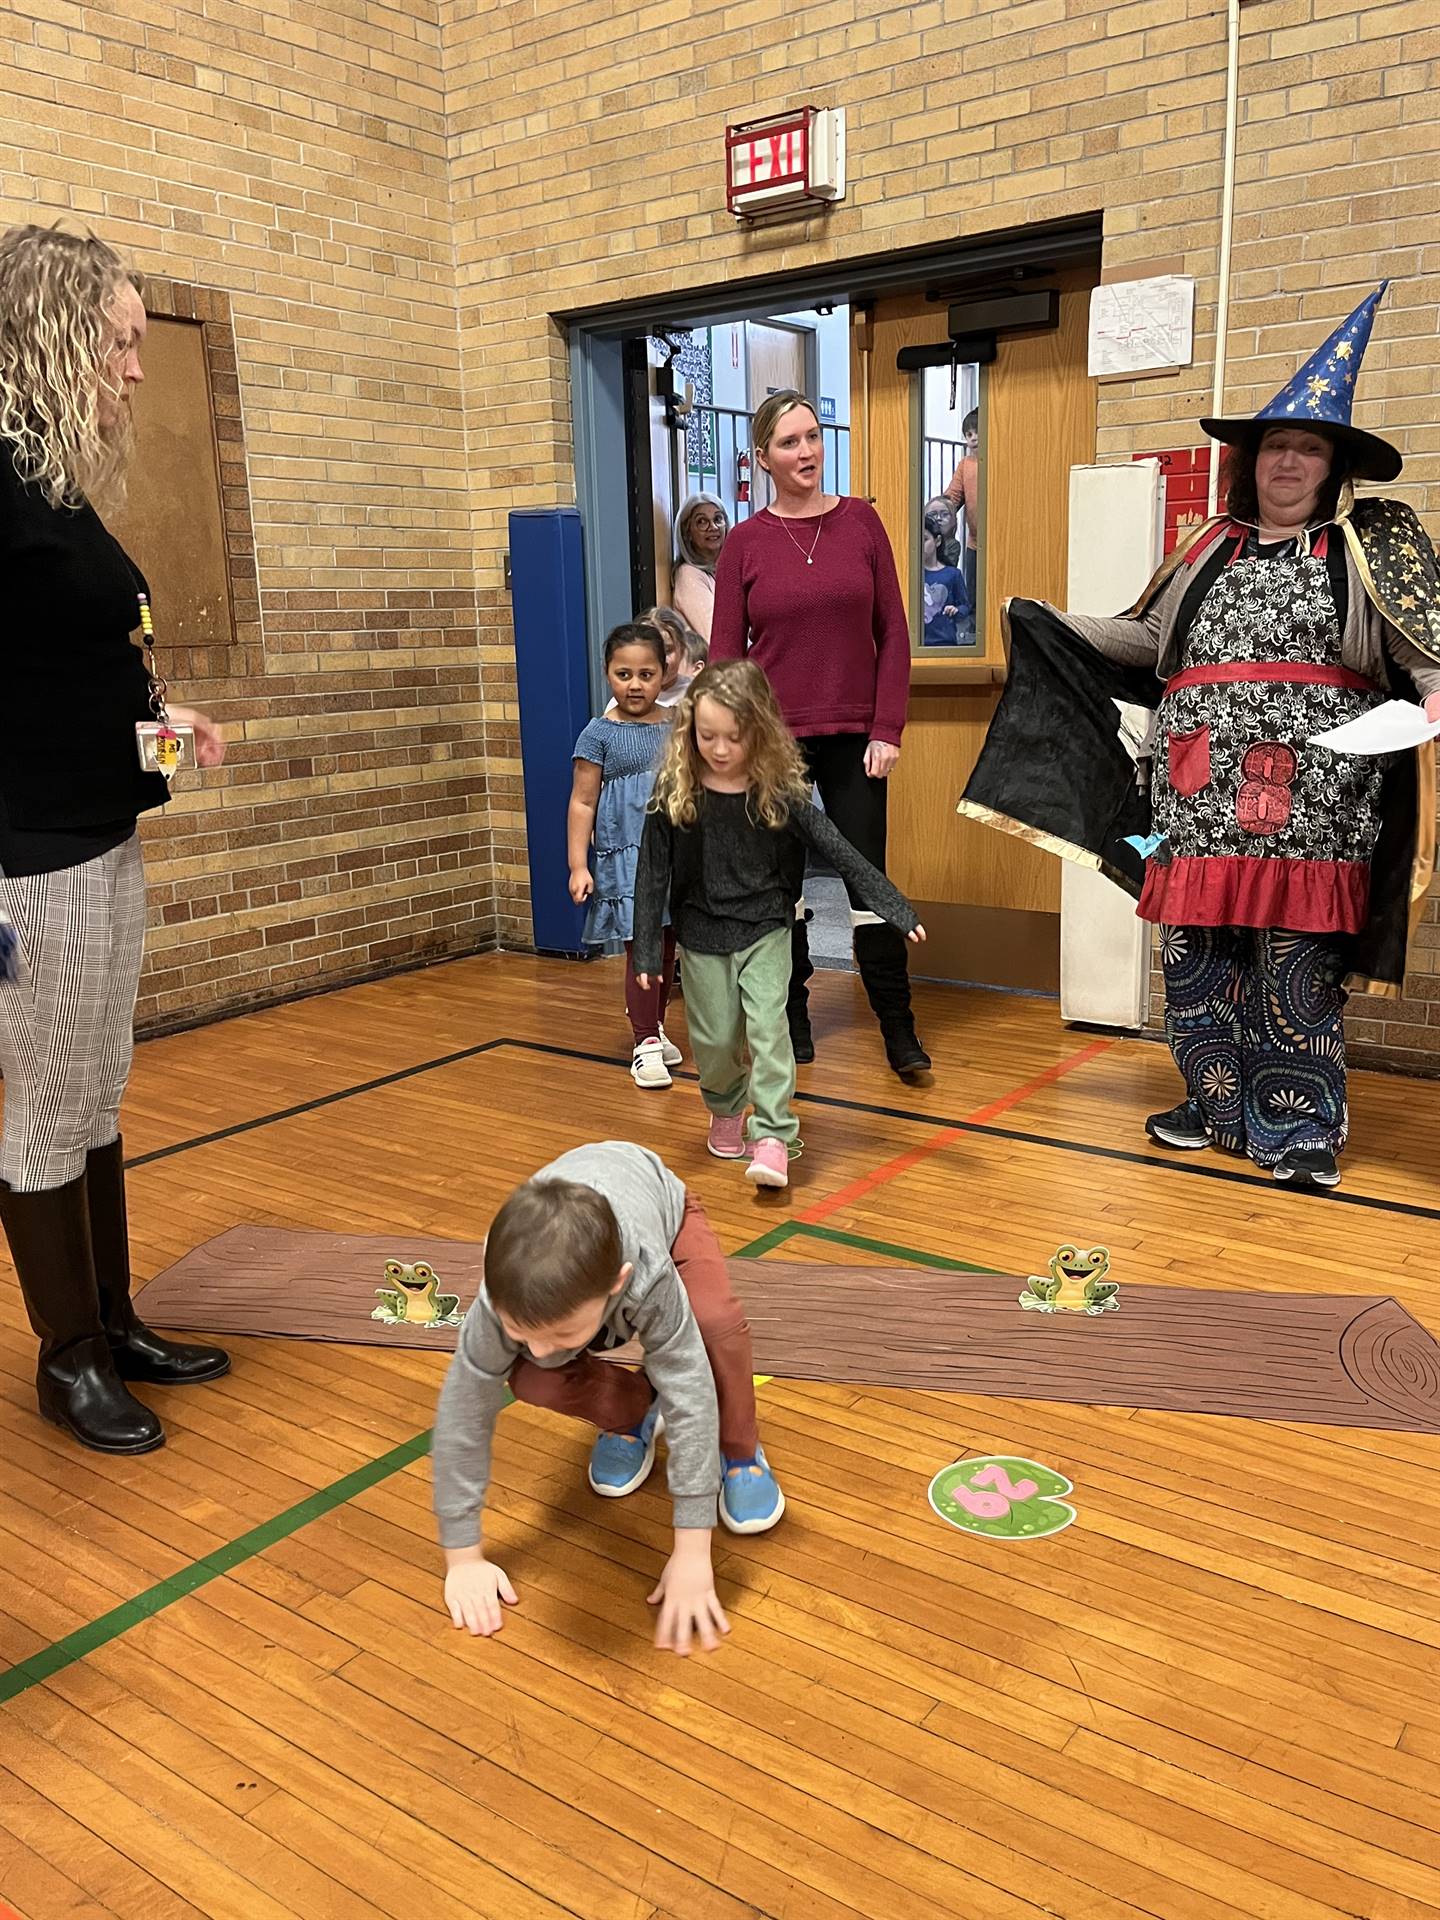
[[914, 361, 983, 654]]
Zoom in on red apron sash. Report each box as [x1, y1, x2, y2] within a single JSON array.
[[1166, 661, 1375, 695]]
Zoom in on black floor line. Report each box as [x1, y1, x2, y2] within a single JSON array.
[[127, 1039, 507, 1168], [126, 1033, 1440, 1226]]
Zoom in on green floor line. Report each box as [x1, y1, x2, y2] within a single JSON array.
[[732, 1220, 802, 1260], [0, 1428, 434, 1705], [0, 1218, 967, 1705], [783, 1220, 990, 1271]]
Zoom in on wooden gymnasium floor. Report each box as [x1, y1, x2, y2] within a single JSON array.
[[2, 951, 1440, 1920]]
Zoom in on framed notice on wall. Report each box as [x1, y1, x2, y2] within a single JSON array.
[[1087, 276, 1196, 379]]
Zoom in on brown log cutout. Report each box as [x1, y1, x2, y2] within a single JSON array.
[[132, 1226, 1440, 1434]]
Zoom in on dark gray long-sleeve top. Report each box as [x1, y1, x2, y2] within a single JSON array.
[[632, 791, 920, 978], [432, 1142, 720, 1547]]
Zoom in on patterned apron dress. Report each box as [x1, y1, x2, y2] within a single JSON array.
[[1142, 526, 1385, 1164]]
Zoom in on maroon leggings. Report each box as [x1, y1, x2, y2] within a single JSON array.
[[623, 929, 676, 1047], [508, 1191, 759, 1460]]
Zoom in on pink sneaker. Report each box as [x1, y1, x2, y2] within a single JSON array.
[[707, 1112, 748, 1159], [745, 1138, 789, 1188]]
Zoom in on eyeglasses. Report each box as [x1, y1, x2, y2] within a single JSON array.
[[691, 517, 727, 531]]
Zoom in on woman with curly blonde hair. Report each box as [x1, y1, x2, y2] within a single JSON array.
[[633, 661, 924, 1189], [0, 224, 229, 1457]]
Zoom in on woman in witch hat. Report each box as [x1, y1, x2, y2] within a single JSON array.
[[960, 283, 1440, 1191]]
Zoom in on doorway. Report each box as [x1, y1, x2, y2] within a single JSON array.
[[563, 217, 1103, 992], [637, 306, 852, 606]]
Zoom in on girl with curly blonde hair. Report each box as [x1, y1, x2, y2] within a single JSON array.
[[0, 223, 230, 1458], [634, 660, 924, 1189]]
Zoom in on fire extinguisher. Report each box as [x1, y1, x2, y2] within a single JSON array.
[[736, 446, 750, 505]]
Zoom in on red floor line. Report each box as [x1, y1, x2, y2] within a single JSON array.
[[962, 1036, 1115, 1125], [797, 1037, 1115, 1225]]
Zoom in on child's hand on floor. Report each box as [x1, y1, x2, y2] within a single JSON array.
[[649, 1536, 730, 1656], [569, 866, 595, 904], [444, 1552, 518, 1635]]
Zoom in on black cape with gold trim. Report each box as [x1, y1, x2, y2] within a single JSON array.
[[958, 496, 1439, 998]]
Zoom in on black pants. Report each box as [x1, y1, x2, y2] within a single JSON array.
[[799, 733, 889, 888], [791, 733, 916, 1035]]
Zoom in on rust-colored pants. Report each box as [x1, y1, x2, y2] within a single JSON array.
[[508, 1192, 759, 1459]]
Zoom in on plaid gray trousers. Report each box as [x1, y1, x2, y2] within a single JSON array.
[[0, 835, 147, 1192]]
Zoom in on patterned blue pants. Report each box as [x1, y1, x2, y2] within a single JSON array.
[[1158, 925, 1348, 1167]]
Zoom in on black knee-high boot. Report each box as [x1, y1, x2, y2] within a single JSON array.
[[786, 914, 815, 1063], [853, 922, 931, 1076], [86, 1138, 230, 1385], [0, 1170, 165, 1453]]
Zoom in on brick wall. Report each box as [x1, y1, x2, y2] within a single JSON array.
[[442, 0, 1440, 1072], [0, 0, 495, 1032], [6, 0, 1438, 1067]]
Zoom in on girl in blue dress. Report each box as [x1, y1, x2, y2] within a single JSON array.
[[568, 622, 678, 1087]]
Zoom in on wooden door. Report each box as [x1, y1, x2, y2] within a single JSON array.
[[746, 321, 807, 406], [746, 323, 809, 512], [851, 273, 1098, 990]]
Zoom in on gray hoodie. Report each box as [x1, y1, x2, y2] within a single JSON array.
[[431, 1142, 721, 1547]]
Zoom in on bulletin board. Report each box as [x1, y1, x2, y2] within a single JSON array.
[[108, 314, 234, 651]]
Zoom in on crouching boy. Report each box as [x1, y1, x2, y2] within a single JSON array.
[[433, 1140, 783, 1655]]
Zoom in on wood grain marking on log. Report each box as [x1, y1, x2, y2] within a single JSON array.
[[798, 1037, 1114, 1224]]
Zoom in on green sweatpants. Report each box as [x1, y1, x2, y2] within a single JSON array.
[[678, 926, 799, 1146]]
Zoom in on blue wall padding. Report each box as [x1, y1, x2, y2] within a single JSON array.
[[509, 507, 594, 956]]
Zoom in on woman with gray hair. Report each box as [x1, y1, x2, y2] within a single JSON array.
[[671, 493, 729, 644], [0, 224, 229, 1454]]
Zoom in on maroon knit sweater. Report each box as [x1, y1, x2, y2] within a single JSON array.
[[708, 498, 911, 744]]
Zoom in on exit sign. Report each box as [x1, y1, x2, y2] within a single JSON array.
[[726, 108, 846, 221]]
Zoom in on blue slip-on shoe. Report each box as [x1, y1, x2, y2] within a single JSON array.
[[587, 1399, 664, 1498], [719, 1445, 785, 1534]]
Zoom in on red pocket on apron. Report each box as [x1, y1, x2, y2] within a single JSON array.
[[1167, 725, 1212, 796]]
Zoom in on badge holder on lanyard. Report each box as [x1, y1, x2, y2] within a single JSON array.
[[133, 592, 194, 781]]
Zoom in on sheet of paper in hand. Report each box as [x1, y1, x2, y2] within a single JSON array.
[[1309, 700, 1440, 756]]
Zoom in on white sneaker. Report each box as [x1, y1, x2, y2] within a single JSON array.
[[658, 1026, 683, 1067], [630, 1037, 672, 1088]]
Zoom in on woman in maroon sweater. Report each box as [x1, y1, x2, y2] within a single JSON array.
[[709, 389, 928, 1076]]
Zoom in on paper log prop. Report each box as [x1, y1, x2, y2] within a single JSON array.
[[133, 1228, 1440, 1434]]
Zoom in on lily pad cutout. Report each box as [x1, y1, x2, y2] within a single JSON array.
[[928, 1455, 1076, 1541]]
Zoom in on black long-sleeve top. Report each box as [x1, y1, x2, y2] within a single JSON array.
[[632, 790, 919, 977], [0, 445, 169, 874]]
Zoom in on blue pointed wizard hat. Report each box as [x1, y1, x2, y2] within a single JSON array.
[[1201, 281, 1401, 483]]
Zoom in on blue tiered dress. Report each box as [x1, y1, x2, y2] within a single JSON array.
[[573, 715, 670, 944]]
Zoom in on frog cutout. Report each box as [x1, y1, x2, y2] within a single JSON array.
[[372, 1259, 463, 1328], [1019, 1243, 1118, 1315], [929, 1456, 1076, 1541]]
